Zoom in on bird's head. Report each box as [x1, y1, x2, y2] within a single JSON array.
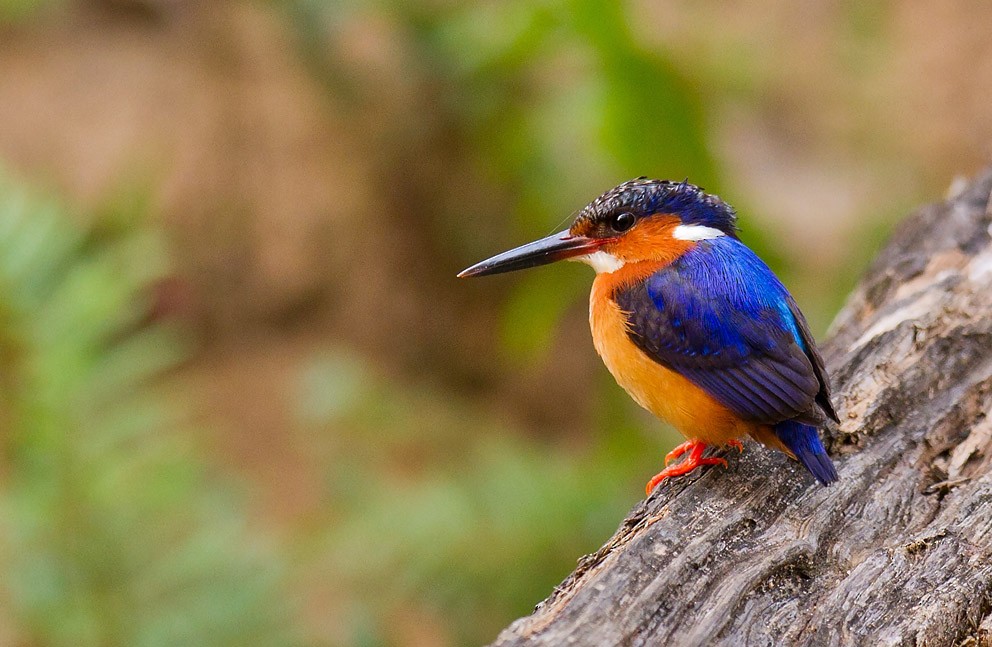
[[458, 178, 737, 278]]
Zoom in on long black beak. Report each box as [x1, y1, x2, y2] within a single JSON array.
[[457, 230, 604, 278]]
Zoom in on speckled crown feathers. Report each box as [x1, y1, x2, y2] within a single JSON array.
[[574, 178, 738, 236]]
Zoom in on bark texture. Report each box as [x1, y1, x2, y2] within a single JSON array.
[[491, 169, 992, 647]]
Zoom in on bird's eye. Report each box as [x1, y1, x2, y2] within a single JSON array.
[[611, 212, 636, 232]]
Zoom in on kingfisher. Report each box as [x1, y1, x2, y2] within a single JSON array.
[[459, 178, 839, 494]]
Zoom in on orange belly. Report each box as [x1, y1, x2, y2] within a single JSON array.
[[589, 277, 759, 446]]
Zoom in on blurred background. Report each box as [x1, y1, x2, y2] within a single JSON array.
[[0, 0, 988, 645]]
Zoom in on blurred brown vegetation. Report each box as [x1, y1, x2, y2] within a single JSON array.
[[0, 0, 989, 645]]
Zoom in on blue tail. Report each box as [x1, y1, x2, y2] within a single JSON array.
[[773, 420, 838, 485]]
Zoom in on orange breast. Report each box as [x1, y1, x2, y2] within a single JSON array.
[[589, 270, 757, 446]]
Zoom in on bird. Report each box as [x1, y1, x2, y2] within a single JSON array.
[[458, 178, 839, 495]]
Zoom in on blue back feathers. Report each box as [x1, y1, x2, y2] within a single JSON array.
[[656, 236, 805, 350], [615, 236, 834, 427]]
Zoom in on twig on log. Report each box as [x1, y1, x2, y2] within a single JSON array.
[[491, 168, 992, 647]]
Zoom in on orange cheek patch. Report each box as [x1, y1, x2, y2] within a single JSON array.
[[590, 214, 697, 297], [607, 215, 695, 265]]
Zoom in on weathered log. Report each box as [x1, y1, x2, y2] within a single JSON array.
[[491, 169, 992, 647]]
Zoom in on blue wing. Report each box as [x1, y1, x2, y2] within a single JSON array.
[[614, 237, 837, 425]]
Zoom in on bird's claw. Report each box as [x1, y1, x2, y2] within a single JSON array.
[[646, 440, 740, 495], [664, 440, 696, 466]]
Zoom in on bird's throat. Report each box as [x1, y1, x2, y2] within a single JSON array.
[[590, 259, 666, 299], [575, 250, 626, 274]]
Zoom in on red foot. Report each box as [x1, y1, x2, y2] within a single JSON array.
[[645, 441, 737, 495], [727, 439, 744, 453]]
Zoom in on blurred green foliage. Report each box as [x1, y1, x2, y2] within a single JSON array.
[[286, 0, 717, 361], [0, 164, 652, 647], [0, 170, 299, 646], [0, 1, 906, 646], [293, 350, 652, 646]]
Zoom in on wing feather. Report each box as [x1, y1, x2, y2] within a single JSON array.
[[614, 237, 831, 425]]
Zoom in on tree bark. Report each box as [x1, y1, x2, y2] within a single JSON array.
[[491, 169, 992, 647]]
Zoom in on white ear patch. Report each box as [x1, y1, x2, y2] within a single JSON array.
[[574, 250, 625, 274], [672, 224, 725, 241]]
